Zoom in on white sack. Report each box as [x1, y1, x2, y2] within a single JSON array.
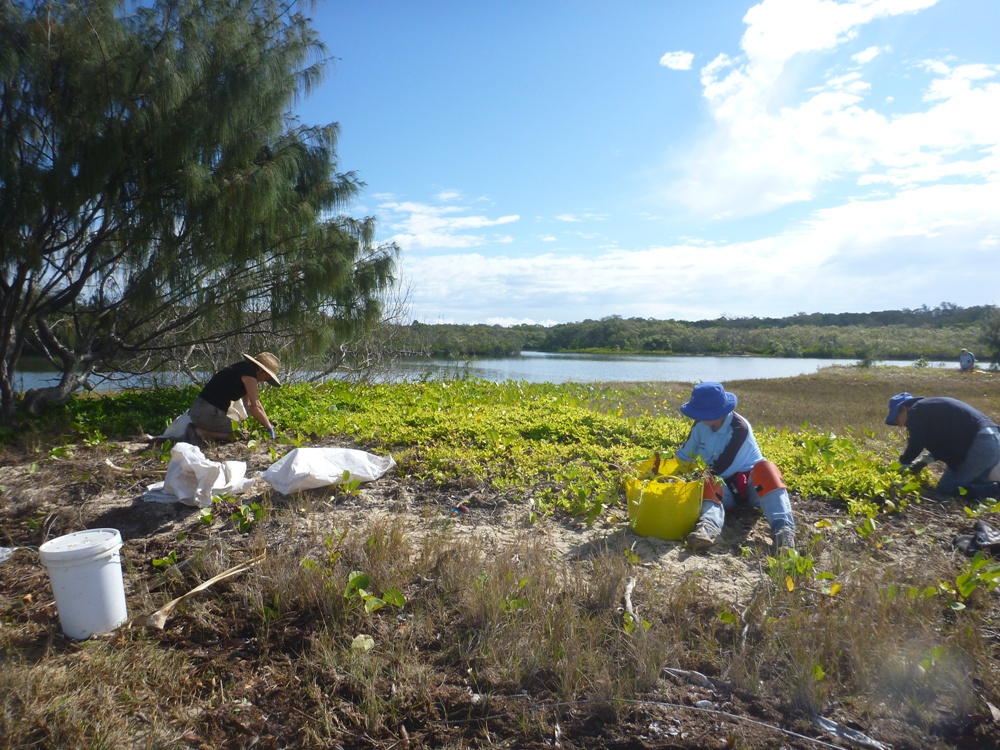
[[144, 443, 253, 507], [161, 411, 191, 440], [159, 400, 250, 439], [262, 447, 396, 495]]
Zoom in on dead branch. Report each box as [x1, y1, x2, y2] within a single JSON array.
[[139, 553, 266, 630], [103, 459, 166, 478]]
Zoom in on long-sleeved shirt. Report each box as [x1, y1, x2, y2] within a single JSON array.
[[900, 397, 997, 469], [675, 411, 764, 479]]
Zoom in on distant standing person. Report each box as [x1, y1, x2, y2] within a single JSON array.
[[672, 382, 796, 552], [187, 352, 282, 444], [885, 392, 1000, 499], [959, 348, 976, 372]]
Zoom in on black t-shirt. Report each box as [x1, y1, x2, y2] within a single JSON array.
[[196, 360, 258, 412], [901, 397, 997, 469]]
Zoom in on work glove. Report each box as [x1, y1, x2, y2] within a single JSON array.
[[911, 452, 934, 472], [267, 426, 277, 440]]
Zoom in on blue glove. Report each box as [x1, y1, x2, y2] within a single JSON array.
[[267, 426, 277, 440]]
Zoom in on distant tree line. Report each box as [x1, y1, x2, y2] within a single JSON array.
[[395, 304, 997, 363]]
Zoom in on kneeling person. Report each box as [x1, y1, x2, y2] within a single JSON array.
[[885, 392, 1000, 499], [673, 382, 796, 552], [189, 352, 281, 443]]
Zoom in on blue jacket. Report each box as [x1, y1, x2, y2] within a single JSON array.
[[675, 411, 764, 479]]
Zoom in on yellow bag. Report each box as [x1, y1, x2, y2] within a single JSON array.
[[625, 456, 703, 541]]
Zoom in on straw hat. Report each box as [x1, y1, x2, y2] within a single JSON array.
[[243, 352, 282, 386]]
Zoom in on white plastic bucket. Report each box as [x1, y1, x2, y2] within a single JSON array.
[[39, 528, 128, 639]]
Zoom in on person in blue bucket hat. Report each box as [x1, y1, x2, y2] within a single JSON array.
[[672, 382, 796, 552], [885, 392, 1000, 499]]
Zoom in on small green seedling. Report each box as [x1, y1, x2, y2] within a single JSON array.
[[152, 549, 178, 571]]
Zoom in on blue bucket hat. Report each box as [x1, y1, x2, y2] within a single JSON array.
[[681, 382, 738, 421], [885, 392, 914, 425]]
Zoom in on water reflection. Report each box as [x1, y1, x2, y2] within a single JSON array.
[[16, 351, 950, 391], [382, 351, 948, 384]]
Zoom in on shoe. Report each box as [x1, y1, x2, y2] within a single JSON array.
[[181, 423, 203, 448], [686, 523, 718, 551], [969, 482, 1000, 501], [774, 528, 796, 552]]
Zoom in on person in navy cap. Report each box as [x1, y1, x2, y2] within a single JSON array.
[[673, 382, 796, 552], [885, 392, 1000, 499]]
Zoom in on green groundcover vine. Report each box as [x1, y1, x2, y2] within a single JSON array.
[[50, 379, 918, 521]]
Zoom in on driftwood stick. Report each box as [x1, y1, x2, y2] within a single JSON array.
[[662, 666, 715, 690], [812, 716, 891, 750], [623, 577, 637, 622], [103, 459, 166, 478], [140, 553, 266, 630]]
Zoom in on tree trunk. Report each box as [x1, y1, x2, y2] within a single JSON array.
[[20, 371, 91, 416]]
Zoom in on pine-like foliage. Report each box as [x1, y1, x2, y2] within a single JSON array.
[[0, 0, 397, 416]]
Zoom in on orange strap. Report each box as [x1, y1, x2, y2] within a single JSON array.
[[702, 476, 725, 505], [750, 460, 786, 496]]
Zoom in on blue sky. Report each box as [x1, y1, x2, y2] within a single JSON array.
[[296, 0, 1000, 326]]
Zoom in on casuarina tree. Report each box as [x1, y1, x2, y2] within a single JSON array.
[[0, 0, 397, 419]]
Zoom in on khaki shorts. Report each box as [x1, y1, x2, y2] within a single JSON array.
[[189, 397, 236, 435]]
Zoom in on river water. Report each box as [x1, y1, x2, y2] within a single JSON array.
[[384, 351, 950, 384], [14, 351, 950, 392]]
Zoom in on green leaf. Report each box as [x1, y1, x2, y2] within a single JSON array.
[[345, 571, 372, 599], [383, 589, 406, 607], [505, 597, 529, 613], [718, 609, 738, 625], [351, 634, 375, 652]]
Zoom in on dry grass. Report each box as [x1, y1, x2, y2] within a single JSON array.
[[3, 512, 998, 748], [594, 364, 1000, 434]]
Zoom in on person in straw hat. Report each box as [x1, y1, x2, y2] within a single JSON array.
[[186, 352, 282, 444]]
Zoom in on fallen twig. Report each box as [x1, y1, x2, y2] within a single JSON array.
[[812, 715, 891, 750], [662, 667, 715, 690], [103, 459, 166, 478], [140, 553, 266, 630], [623, 577, 637, 622]]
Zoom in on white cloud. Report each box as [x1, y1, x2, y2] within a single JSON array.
[[378, 200, 519, 250], [740, 0, 936, 66], [665, 0, 1000, 219], [660, 50, 695, 70], [486, 316, 559, 327], [554, 211, 609, 223], [402, 179, 1000, 323], [851, 45, 883, 64]]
